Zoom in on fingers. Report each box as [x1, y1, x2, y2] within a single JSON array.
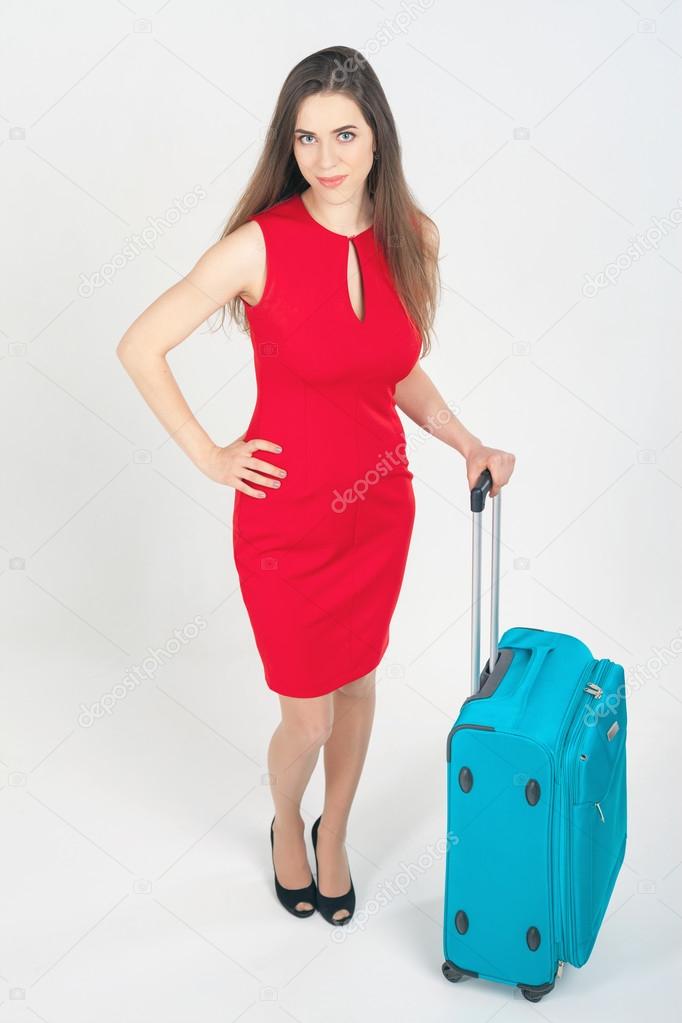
[[245, 456, 287, 479], [240, 467, 282, 489], [234, 479, 268, 499], [490, 452, 516, 495], [235, 439, 287, 499], [245, 438, 283, 454], [468, 450, 516, 497]]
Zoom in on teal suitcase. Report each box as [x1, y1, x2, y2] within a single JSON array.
[[442, 470, 628, 1002]]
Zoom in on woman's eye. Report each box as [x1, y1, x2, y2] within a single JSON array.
[[296, 132, 356, 144]]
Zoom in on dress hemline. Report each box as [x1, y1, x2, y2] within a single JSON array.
[[263, 636, 389, 699]]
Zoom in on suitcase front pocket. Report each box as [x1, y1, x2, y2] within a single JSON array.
[[569, 746, 627, 966]]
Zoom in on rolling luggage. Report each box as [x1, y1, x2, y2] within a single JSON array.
[[442, 469, 628, 1002]]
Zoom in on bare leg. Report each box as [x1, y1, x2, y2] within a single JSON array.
[[268, 692, 334, 911], [317, 670, 377, 920]]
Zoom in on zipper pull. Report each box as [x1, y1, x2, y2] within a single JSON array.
[[595, 801, 605, 823], [557, 960, 565, 978], [585, 682, 603, 698]]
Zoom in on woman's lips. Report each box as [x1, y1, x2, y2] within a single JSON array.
[[317, 175, 347, 188]]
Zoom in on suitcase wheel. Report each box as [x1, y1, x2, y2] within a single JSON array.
[[520, 981, 555, 1003], [441, 960, 465, 983]]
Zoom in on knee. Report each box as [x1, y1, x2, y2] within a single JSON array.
[[284, 713, 334, 749], [302, 717, 334, 748]]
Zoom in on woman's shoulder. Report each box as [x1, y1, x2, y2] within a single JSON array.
[[247, 193, 301, 230], [235, 195, 303, 309]]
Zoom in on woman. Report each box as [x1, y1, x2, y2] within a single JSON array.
[[117, 46, 515, 927]]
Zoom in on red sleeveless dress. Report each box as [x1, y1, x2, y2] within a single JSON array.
[[232, 191, 421, 698]]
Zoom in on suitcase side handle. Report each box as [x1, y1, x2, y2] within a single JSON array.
[[470, 469, 501, 695]]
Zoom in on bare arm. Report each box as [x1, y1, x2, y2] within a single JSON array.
[[395, 362, 481, 458], [395, 218, 480, 456], [116, 222, 287, 499], [395, 216, 516, 497], [395, 361, 516, 497]]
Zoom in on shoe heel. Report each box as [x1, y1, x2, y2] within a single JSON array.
[[311, 814, 356, 926], [270, 816, 317, 918]]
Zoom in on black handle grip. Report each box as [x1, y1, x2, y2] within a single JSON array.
[[470, 469, 493, 512]]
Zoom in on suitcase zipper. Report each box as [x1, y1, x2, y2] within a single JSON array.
[[569, 660, 611, 803], [553, 657, 597, 962], [557, 658, 599, 754], [560, 658, 612, 962]]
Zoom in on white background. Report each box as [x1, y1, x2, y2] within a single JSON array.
[[1, 1, 681, 1019]]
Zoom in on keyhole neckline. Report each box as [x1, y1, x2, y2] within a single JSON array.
[[297, 191, 374, 241]]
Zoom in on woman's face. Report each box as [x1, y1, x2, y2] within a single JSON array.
[[293, 92, 374, 202]]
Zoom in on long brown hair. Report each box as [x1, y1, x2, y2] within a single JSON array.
[[215, 45, 440, 357]]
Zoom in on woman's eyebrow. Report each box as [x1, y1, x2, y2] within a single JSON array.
[[294, 124, 359, 134]]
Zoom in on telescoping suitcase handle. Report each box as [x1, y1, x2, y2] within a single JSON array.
[[470, 469, 501, 695]]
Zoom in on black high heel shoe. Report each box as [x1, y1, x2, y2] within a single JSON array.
[[270, 816, 317, 918], [311, 815, 356, 926]]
